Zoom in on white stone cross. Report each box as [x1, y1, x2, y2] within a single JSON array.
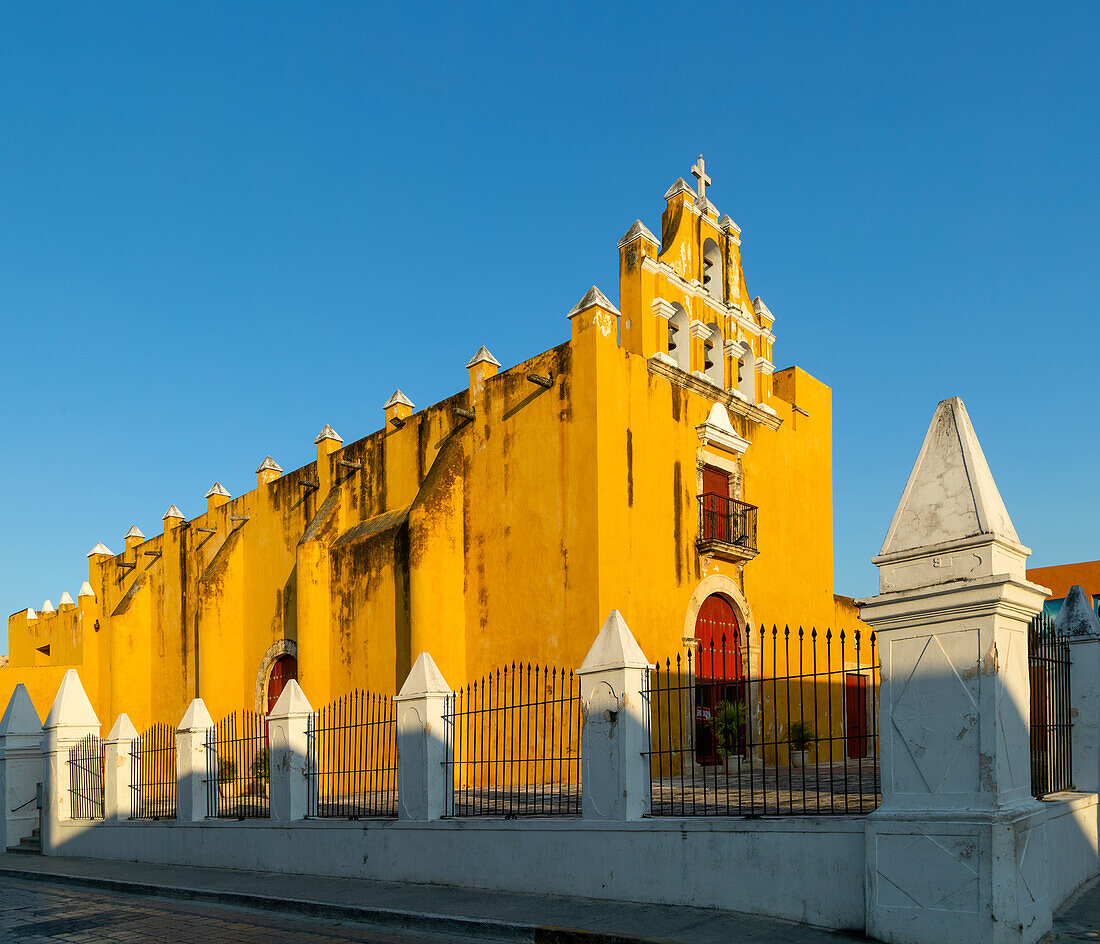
[[691, 154, 711, 201]]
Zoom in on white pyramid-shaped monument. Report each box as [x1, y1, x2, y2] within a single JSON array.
[[880, 397, 1020, 557]]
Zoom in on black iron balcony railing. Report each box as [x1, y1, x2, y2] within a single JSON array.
[[698, 495, 758, 554]]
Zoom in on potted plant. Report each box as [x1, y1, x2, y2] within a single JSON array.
[[250, 747, 270, 798], [710, 699, 748, 774], [788, 721, 816, 768], [217, 758, 237, 799]]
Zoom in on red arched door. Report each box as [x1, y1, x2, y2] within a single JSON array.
[[266, 655, 298, 714], [694, 595, 744, 764]]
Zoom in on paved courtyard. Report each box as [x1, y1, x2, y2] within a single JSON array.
[[0, 875, 470, 944]]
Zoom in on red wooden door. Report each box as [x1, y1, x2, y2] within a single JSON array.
[[267, 655, 298, 714], [694, 595, 743, 764], [845, 673, 868, 759], [701, 467, 731, 543]]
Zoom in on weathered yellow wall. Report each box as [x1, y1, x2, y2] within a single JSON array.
[[2, 172, 865, 737]]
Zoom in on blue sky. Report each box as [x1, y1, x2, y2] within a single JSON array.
[[1, 2, 1097, 649]]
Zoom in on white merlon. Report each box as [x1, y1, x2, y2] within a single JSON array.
[[106, 713, 138, 743], [78, 582, 95, 599], [58, 592, 75, 608], [178, 698, 214, 732], [205, 482, 231, 499], [398, 652, 451, 697], [752, 296, 774, 324], [24, 609, 36, 621], [162, 504, 185, 520], [879, 397, 1021, 559], [617, 219, 659, 248], [44, 669, 99, 730], [384, 390, 414, 410], [87, 543, 113, 557], [40, 600, 55, 614], [719, 214, 742, 237], [254, 457, 282, 474], [566, 286, 620, 318], [314, 424, 343, 445], [1055, 585, 1100, 636], [0, 685, 41, 737], [465, 346, 501, 370], [663, 177, 693, 200], [124, 525, 144, 540], [579, 610, 650, 674]]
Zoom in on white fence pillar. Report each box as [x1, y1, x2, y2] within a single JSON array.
[[1057, 585, 1100, 794], [395, 652, 451, 822], [858, 398, 1050, 944], [176, 699, 213, 822], [0, 685, 43, 850], [269, 680, 314, 821], [104, 714, 138, 821], [41, 670, 100, 854], [577, 610, 651, 821]]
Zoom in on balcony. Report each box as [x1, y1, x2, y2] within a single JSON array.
[[697, 495, 758, 562]]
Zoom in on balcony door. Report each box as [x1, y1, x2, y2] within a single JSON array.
[[701, 466, 731, 544]]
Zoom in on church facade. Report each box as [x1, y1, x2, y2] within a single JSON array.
[[4, 159, 858, 730]]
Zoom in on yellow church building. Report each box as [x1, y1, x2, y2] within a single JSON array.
[[3, 157, 859, 737]]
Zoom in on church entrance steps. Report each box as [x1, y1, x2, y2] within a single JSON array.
[[6, 826, 40, 855], [0, 852, 854, 944]]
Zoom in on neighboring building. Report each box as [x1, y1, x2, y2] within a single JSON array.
[[1027, 559, 1100, 619], [3, 159, 861, 732]]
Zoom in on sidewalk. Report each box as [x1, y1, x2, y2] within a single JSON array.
[[0, 853, 866, 944]]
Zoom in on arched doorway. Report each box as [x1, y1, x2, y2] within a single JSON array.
[[266, 654, 298, 714], [694, 594, 744, 764]]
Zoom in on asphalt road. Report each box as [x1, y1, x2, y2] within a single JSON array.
[[0, 875, 481, 944]]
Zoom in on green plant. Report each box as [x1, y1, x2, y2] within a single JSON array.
[[788, 720, 816, 751], [710, 700, 748, 758], [250, 747, 269, 783], [218, 758, 237, 783]]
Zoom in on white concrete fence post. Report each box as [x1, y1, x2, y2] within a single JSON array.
[[858, 398, 1051, 944], [395, 652, 451, 822], [269, 680, 315, 821], [176, 698, 214, 822], [40, 670, 100, 854], [0, 685, 43, 850], [577, 610, 652, 821], [104, 714, 138, 821], [1057, 585, 1100, 794]]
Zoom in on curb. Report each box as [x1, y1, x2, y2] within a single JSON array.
[[0, 865, 678, 944]]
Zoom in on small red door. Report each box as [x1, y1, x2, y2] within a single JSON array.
[[267, 655, 298, 714], [701, 467, 731, 543], [845, 673, 868, 759]]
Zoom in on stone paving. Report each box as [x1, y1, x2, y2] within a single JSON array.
[[1045, 874, 1100, 942], [0, 875, 469, 943]]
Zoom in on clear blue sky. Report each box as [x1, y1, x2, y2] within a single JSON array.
[[1, 3, 1097, 650]]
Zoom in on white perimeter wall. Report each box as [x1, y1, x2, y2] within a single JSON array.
[[1044, 793, 1100, 909], [47, 817, 867, 931]]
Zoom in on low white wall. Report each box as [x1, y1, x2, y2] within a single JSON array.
[[48, 816, 867, 930], [1043, 793, 1100, 909]]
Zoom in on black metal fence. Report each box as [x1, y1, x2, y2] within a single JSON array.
[[697, 495, 758, 552], [67, 733, 104, 820], [130, 723, 177, 820], [306, 690, 397, 818], [1029, 613, 1073, 799], [644, 625, 880, 816], [204, 710, 269, 818], [443, 664, 581, 817]]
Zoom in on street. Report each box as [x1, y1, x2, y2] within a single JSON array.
[[0, 875, 474, 944]]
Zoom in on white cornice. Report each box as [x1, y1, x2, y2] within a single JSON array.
[[639, 257, 761, 337], [647, 355, 783, 430], [696, 404, 751, 456], [688, 320, 710, 339]]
